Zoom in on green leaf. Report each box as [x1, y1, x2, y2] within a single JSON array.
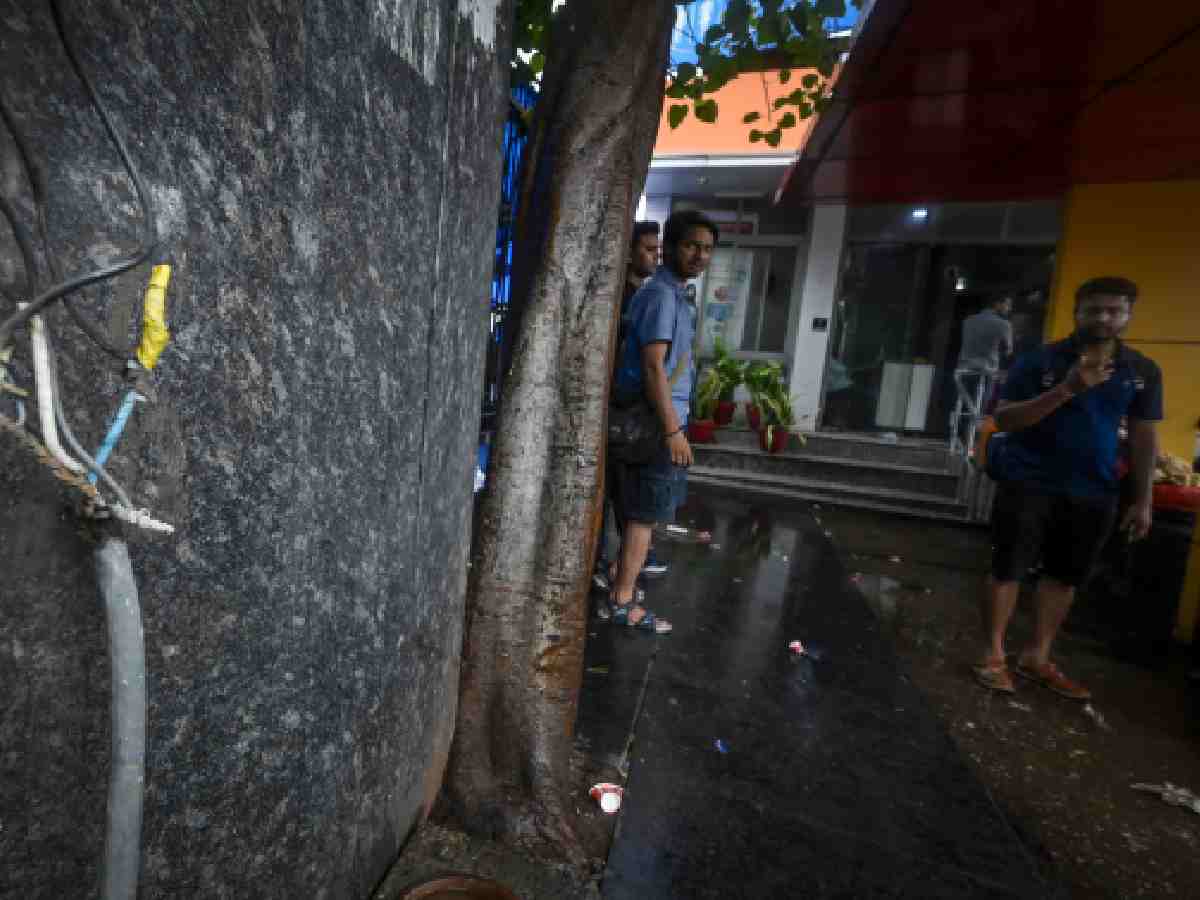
[[816, 0, 847, 17], [765, 128, 782, 148], [779, 69, 791, 84], [676, 62, 697, 84], [666, 81, 689, 100], [694, 98, 718, 124], [742, 111, 761, 124], [779, 112, 797, 129], [773, 96, 788, 110], [749, 129, 763, 143], [703, 24, 725, 44], [668, 104, 689, 130], [802, 73, 819, 89]]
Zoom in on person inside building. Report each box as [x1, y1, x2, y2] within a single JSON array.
[[953, 294, 1014, 448], [976, 276, 1162, 699], [607, 210, 718, 633], [594, 221, 668, 592]]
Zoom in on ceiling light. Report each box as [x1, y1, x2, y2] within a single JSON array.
[[911, 207, 929, 220]]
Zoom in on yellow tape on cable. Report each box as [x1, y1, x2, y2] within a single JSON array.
[[136, 265, 171, 370]]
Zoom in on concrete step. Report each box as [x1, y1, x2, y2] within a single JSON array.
[[692, 443, 961, 499], [688, 467, 971, 522], [708, 427, 954, 470]]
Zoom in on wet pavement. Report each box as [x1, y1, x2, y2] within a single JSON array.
[[579, 486, 1060, 899]]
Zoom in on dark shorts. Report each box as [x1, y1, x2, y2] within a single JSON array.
[[991, 483, 1118, 587], [615, 445, 688, 525]]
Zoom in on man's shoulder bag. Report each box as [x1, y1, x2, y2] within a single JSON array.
[[607, 347, 689, 465]]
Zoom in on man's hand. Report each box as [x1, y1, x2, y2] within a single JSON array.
[[666, 430, 693, 467], [1121, 500, 1153, 542], [1064, 357, 1114, 394]]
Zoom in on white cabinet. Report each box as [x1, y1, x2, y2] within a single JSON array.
[[875, 362, 935, 431]]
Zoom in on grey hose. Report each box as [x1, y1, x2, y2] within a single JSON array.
[[95, 537, 146, 900]]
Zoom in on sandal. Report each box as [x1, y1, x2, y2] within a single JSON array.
[[596, 587, 643, 620], [609, 594, 672, 634]]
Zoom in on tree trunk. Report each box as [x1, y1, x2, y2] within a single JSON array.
[[443, 0, 675, 854]]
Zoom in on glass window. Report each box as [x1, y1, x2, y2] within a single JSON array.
[[697, 244, 798, 357]]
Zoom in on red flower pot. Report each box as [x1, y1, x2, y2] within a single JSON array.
[[715, 401, 736, 426], [746, 403, 761, 432], [688, 419, 717, 444], [758, 426, 790, 453]]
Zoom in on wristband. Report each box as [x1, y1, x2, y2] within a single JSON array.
[[664, 427, 684, 440]]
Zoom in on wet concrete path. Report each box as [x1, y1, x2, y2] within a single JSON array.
[[578, 485, 1059, 900]]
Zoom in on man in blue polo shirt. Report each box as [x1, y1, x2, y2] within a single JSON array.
[[607, 210, 717, 634], [976, 276, 1162, 699]]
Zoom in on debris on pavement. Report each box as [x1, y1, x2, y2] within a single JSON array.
[[824, 530, 833, 538], [713, 739, 729, 754], [850, 573, 864, 585], [889, 555, 903, 563], [1082, 703, 1113, 732], [788, 640, 806, 656], [709, 543, 721, 551], [665, 524, 689, 535], [589, 783, 624, 814], [1131, 783, 1200, 816], [586, 665, 609, 675], [696, 530, 713, 543], [1008, 701, 1033, 712]]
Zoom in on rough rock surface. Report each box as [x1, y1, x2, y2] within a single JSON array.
[[0, 1, 508, 897]]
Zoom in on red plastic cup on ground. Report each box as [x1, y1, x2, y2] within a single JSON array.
[[788, 640, 806, 656]]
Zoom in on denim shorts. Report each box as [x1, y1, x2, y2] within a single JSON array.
[[616, 445, 688, 525]]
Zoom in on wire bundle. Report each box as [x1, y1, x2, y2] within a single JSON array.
[[0, 0, 161, 517]]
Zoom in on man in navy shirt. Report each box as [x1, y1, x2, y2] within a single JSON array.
[[977, 277, 1162, 699], [607, 210, 716, 634]]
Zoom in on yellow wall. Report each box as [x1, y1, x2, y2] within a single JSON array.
[[1048, 181, 1200, 642]]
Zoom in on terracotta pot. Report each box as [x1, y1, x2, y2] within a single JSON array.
[[715, 400, 736, 426], [688, 419, 717, 444], [745, 403, 761, 432], [758, 426, 790, 453]]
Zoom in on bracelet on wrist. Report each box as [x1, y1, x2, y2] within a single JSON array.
[[664, 427, 683, 440]]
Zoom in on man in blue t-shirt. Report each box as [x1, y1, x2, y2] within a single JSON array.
[[606, 210, 717, 634], [977, 277, 1163, 700]]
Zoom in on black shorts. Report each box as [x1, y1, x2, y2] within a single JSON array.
[[991, 484, 1117, 587]]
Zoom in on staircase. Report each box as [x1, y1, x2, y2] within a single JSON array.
[[690, 429, 995, 523]]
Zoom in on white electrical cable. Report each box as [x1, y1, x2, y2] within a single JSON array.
[[28, 308, 86, 475]]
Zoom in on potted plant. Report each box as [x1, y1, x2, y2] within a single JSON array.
[[711, 338, 745, 427], [688, 368, 721, 444], [743, 361, 782, 432], [757, 379, 803, 453]]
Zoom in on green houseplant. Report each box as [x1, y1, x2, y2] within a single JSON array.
[[757, 377, 804, 453], [743, 360, 782, 432], [710, 337, 745, 426], [689, 367, 721, 444]]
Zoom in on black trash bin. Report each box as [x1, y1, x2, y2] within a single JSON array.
[[1105, 506, 1197, 666]]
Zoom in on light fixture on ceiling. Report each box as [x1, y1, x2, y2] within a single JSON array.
[[911, 207, 929, 221], [955, 276, 967, 292]]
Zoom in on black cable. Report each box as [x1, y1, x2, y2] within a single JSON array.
[[0, 93, 128, 360], [0, 190, 38, 306], [0, 0, 158, 353]]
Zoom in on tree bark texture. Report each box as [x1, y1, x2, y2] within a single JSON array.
[[444, 0, 675, 851]]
